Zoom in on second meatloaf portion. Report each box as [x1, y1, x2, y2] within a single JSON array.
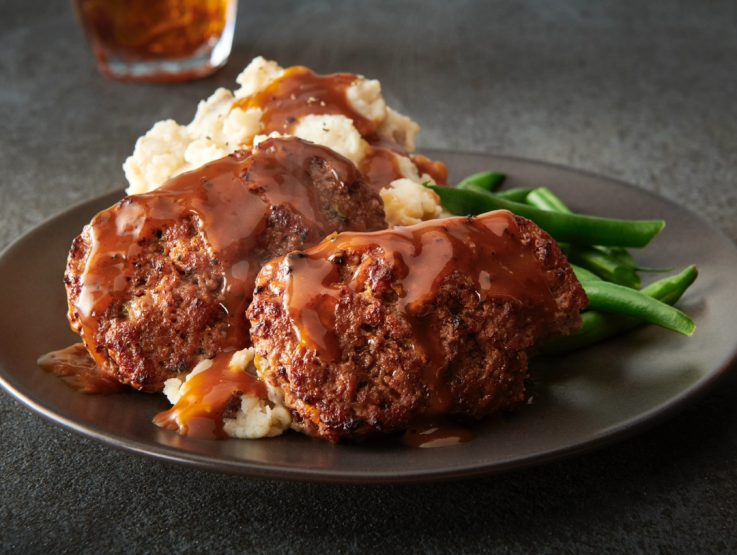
[[65, 137, 386, 392], [248, 211, 588, 442]]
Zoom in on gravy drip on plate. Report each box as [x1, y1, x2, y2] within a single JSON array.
[[153, 352, 268, 439], [401, 418, 474, 448], [283, 211, 558, 414], [68, 137, 358, 377], [37, 343, 124, 394], [231, 65, 447, 191]]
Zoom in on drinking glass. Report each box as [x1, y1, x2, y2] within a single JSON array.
[[71, 0, 238, 82]]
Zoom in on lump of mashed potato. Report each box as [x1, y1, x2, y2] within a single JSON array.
[[161, 348, 291, 439], [123, 56, 444, 226]]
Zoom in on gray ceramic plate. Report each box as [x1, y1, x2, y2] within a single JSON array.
[[1, 151, 736, 484]]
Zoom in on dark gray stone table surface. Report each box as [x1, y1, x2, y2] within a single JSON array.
[[2, 0, 736, 552]]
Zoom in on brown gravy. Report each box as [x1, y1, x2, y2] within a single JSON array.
[[361, 134, 405, 192], [37, 343, 124, 394], [283, 211, 558, 414], [411, 153, 449, 185], [153, 351, 267, 439], [523, 390, 542, 405], [401, 418, 474, 448], [232, 65, 376, 137]]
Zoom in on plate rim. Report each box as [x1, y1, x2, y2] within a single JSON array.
[[2, 151, 737, 484]]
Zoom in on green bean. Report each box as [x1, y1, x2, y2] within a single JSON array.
[[429, 184, 665, 248], [640, 264, 698, 304], [568, 246, 641, 289], [456, 171, 506, 192], [583, 281, 695, 336], [495, 187, 533, 202], [569, 263, 602, 282], [598, 246, 673, 273], [540, 265, 698, 354], [526, 187, 572, 214]]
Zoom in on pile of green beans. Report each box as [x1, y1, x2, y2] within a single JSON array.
[[433, 172, 698, 354]]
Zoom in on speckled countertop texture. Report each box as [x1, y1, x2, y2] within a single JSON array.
[[2, 1, 737, 553]]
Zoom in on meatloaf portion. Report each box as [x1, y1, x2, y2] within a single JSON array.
[[248, 211, 588, 442], [65, 137, 387, 392]]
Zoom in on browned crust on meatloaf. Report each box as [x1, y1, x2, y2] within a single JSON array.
[[248, 214, 588, 442], [65, 138, 387, 392]]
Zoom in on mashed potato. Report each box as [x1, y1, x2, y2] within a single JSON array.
[[123, 56, 442, 226], [163, 348, 292, 439]]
